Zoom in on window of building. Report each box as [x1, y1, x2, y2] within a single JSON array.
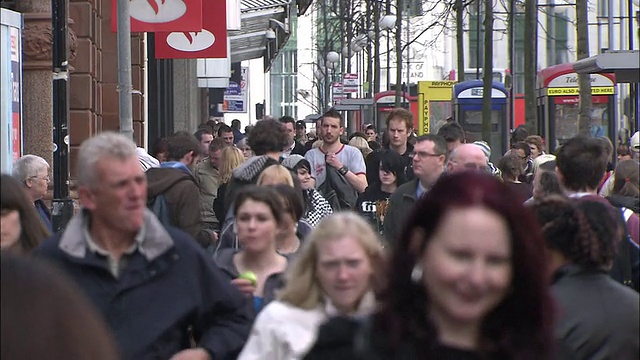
[[546, 11, 570, 66], [468, 12, 484, 69], [270, 15, 299, 118]]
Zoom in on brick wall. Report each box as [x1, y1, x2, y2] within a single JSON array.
[[68, 0, 145, 179]]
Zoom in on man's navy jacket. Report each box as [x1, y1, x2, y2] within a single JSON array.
[[36, 209, 253, 360]]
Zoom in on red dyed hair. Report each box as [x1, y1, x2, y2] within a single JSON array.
[[374, 172, 554, 359]]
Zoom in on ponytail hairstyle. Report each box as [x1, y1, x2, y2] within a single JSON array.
[[533, 195, 616, 269], [612, 160, 639, 198]]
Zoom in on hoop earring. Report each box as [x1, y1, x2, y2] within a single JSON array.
[[411, 265, 423, 283]]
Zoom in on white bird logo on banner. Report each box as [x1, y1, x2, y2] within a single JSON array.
[[130, 0, 187, 23], [166, 31, 216, 51]]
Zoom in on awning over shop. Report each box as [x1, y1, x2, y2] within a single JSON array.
[[573, 50, 640, 83], [230, 0, 313, 72]]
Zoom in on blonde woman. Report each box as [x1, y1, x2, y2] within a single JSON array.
[[257, 167, 304, 256], [238, 212, 384, 360], [213, 146, 245, 225], [349, 136, 373, 159], [257, 165, 294, 187], [217, 164, 313, 253]]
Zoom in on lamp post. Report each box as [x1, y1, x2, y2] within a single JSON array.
[[51, 0, 74, 231], [314, 67, 326, 109], [316, 52, 340, 111], [379, 14, 396, 92]]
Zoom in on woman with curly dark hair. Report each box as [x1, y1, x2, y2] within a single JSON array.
[[305, 172, 554, 360], [532, 196, 639, 359]]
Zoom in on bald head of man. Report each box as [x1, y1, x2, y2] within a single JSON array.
[[447, 143, 488, 173]]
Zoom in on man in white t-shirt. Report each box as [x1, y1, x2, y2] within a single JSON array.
[[305, 109, 368, 193]]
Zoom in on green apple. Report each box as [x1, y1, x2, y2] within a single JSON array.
[[238, 271, 257, 286]]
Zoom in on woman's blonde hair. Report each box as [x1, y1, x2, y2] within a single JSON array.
[[277, 212, 385, 309], [257, 164, 294, 186], [219, 146, 245, 184], [348, 136, 373, 158]]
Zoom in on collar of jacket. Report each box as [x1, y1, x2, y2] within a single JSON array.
[[196, 159, 220, 176], [323, 291, 376, 317], [551, 263, 608, 284], [232, 155, 276, 182], [400, 179, 419, 201], [384, 142, 414, 157], [160, 161, 192, 175], [58, 208, 174, 261]]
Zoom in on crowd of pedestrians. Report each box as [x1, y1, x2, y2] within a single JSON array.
[[1, 110, 639, 359]]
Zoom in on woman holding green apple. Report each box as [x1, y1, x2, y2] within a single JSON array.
[[237, 212, 385, 360], [214, 186, 290, 313]]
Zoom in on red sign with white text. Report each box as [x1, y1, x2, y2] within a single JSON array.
[[154, 0, 227, 59], [111, 0, 203, 33]]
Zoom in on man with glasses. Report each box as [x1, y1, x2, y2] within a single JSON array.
[[12, 155, 52, 232], [384, 134, 447, 246], [510, 141, 534, 183], [446, 143, 490, 174]]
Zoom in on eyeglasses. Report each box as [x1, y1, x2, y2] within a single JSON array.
[[410, 151, 443, 159], [30, 175, 50, 182]]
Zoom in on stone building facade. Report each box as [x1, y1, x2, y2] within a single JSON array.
[[17, 0, 145, 182]]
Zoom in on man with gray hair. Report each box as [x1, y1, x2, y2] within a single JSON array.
[[35, 132, 252, 360], [12, 154, 52, 231]]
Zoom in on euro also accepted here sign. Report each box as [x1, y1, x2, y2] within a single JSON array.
[[111, 0, 203, 32], [546, 87, 615, 96]]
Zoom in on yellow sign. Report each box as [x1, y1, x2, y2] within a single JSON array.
[[417, 81, 456, 135], [546, 86, 614, 96]]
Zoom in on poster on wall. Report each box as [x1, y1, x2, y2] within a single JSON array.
[[223, 67, 248, 113], [1, 9, 22, 174]]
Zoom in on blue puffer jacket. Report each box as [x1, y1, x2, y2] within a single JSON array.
[[35, 209, 254, 360]]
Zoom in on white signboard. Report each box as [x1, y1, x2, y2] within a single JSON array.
[[343, 73, 359, 93], [223, 66, 248, 113], [457, 87, 508, 99], [1, 9, 22, 174], [547, 73, 614, 88], [332, 82, 346, 103]]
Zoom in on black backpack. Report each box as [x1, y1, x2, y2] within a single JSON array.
[[318, 166, 358, 211]]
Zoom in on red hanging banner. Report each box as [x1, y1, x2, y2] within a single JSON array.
[[111, 0, 203, 33], [154, 0, 227, 59]]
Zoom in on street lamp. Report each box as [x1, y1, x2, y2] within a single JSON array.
[[379, 14, 396, 91], [379, 14, 396, 30], [326, 51, 340, 64], [315, 53, 340, 110]]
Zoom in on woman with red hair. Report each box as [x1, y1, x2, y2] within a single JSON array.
[[305, 172, 554, 359]]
